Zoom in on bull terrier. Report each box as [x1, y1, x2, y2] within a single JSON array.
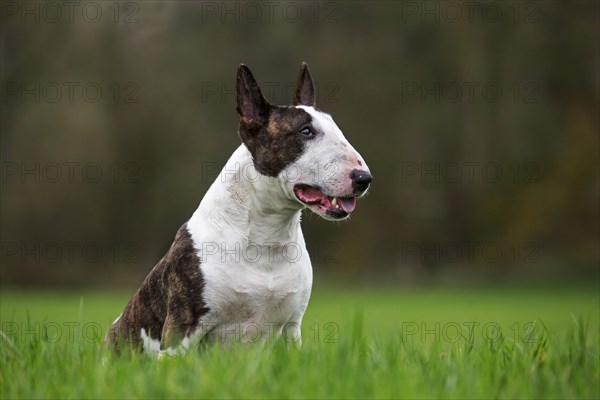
[[106, 63, 372, 355]]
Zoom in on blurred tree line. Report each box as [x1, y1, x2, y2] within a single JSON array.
[[1, 1, 598, 288]]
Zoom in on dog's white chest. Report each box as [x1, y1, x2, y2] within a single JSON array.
[[199, 254, 313, 342], [182, 145, 315, 344]]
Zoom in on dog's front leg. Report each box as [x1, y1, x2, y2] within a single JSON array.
[[159, 310, 209, 356], [282, 314, 304, 348], [160, 313, 182, 355]]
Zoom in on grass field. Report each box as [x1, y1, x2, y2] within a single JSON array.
[[1, 285, 598, 399]]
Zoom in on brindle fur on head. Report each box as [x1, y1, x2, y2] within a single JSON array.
[[236, 63, 317, 177]]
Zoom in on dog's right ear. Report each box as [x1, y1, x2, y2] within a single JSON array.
[[237, 64, 270, 127], [291, 62, 316, 107]]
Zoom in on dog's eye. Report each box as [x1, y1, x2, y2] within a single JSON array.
[[299, 127, 313, 136]]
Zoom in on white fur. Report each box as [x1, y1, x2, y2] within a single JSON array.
[[186, 145, 312, 348], [285, 106, 369, 198], [141, 328, 162, 354]]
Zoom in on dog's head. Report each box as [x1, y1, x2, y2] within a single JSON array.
[[236, 63, 372, 221]]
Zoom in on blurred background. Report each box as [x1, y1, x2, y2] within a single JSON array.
[[1, 1, 598, 289]]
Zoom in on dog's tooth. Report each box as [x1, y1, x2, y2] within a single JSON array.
[[331, 197, 337, 206]]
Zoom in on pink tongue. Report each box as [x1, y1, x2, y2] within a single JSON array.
[[297, 187, 325, 203], [339, 198, 356, 213]]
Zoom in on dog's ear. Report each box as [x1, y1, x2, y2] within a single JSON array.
[[237, 64, 270, 127], [291, 62, 316, 107]]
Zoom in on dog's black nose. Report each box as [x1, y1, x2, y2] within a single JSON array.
[[350, 169, 372, 192]]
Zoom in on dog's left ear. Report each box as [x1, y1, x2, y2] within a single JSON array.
[[291, 62, 316, 107]]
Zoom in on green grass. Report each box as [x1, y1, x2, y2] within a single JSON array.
[[1, 286, 598, 399]]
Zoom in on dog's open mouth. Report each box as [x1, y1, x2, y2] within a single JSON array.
[[293, 184, 357, 219]]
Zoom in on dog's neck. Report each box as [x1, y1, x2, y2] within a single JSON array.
[[189, 145, 303, 247]]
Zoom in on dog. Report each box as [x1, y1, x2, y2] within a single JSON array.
[[106, 63, 372, 355]]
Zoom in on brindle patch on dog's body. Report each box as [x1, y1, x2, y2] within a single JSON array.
[[106, 224, 208, 352]]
